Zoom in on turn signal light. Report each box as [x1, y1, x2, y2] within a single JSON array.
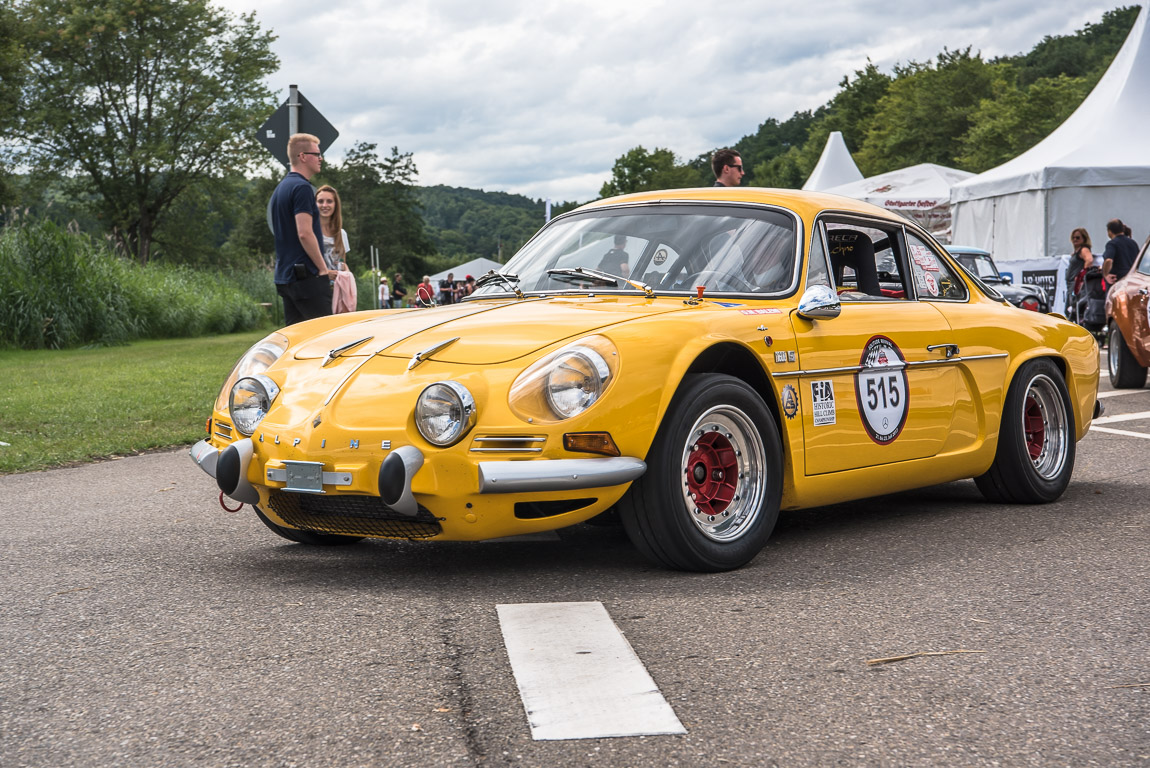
[[563, 432, 621, 457], [206, 418, 212, 436]]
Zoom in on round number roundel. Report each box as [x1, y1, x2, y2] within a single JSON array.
[[854, 336, 909, 445]]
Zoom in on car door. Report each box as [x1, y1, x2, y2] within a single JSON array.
[[792, 219, 962, 476], [1118, 240, 1150, 362]]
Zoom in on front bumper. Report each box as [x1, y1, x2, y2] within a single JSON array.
[[191, 438, 646, 509]]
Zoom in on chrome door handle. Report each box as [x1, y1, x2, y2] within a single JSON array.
[[927, 343, 960, 359]]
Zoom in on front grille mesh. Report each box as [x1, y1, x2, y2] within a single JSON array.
[[267, 491, 442, 539]]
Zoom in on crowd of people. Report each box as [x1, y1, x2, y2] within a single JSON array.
[[1063, 218, 1139, 332]]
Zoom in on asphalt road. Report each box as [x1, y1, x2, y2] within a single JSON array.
[[3, 358, 1148, 767]]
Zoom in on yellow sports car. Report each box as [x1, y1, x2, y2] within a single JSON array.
[[191, 188, 1102, 572]]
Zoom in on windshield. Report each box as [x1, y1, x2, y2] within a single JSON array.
[[956, 253, 999, 279], [471, 204, 798, 297]]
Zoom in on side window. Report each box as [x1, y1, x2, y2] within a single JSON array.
[[805, 225, 832, 289], [823, 221, 906, 301], [1136, 238, 1150, 277], [906, 232, 968, 301]]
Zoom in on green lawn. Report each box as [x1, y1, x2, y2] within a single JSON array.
[[0, 331, 267, 474]]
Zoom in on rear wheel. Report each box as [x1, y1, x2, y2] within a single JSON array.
[[975, 359, 1075, 504], [619, 374, 782, 572], [1108, 324, 1148, 389], [253, 506, 363, 545]]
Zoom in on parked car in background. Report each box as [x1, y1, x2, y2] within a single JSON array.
[[1104, 235, 1150, 388], [948, 245, 1051, 312], [189, 189, 1102, 572]]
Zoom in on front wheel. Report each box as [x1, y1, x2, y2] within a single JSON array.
[[619, 374, 782, 572], [1108, 324, 1148, 389], [975, 359, 1075, 504]]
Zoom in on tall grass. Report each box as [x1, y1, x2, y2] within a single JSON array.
[[0, 219, 269, 349]]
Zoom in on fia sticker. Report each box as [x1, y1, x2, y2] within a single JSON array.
[[854, 336, 909, 444], [811, 380, 836, 426], [782, 384, 799, 420], [774, 351, 787, 363]]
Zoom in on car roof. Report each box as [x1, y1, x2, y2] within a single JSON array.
[[577, 187, 914, 227], [947, 245, 992, 256]]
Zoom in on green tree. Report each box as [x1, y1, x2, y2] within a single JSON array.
[[16, 0, 277, 264], [957, 69, 1093, 172], [0, 2, 26, 206], [855, 48, 996, 174], [599, 146, 699, 197]]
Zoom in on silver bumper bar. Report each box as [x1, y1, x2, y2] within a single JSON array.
[[477, 457, 646, 494]]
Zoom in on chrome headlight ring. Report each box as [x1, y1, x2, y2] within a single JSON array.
[[228, 374, 281, 436], [415, 381, 477, 447], [544, 345, 612, 419]]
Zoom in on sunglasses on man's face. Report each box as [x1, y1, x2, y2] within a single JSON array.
[[729, 164, 744, 171]]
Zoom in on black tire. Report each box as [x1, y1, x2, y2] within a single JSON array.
[[252, 506, 363, 545], [975, 359, 1075, 504], [1108, 324, 1148, 389], [619, 374, 782, 572]]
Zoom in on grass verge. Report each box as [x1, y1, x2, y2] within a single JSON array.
[[0, 331, 267, 474]]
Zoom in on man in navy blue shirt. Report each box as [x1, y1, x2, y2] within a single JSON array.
[[271, 133, 333, 325], [1101, 218, 1140, 285]]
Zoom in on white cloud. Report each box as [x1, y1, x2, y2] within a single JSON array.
[[217, 0, 1125, 201]]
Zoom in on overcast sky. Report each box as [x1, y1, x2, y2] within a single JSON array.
[[215, 1, 1131, 202]]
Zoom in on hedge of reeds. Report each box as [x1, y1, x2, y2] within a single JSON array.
[[0, 219, 268, 349]]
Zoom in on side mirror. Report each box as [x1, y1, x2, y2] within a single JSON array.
[[999, 272, 1013, 285], [797, 284, 841, 320]]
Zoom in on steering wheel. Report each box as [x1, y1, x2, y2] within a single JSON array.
[[680, 270, 757, 293]]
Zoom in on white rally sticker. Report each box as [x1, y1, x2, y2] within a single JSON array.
[[811, 380, 836, 426], [854, 336, 909, 444]]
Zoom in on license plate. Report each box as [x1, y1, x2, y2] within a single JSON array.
[[283, 461, 325, 493]]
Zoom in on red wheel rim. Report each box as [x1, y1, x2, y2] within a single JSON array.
[[1023, 393, 1045, 461], [685, 432, 738, 517]]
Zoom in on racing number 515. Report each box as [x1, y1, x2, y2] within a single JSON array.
[[866, 374, 901, 409]]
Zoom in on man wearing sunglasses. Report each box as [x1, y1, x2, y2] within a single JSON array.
[[712, 148, 745, 187], [271, 133, 334, 324]]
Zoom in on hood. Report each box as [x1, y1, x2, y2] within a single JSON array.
[[291, 296, 688, 365]]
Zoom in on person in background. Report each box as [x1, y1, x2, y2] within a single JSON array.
[[1065, 228, 1093, 308], [439, 272, 456, 305], [711, 148, 744, 187], [416, 275, 435, 308], [316, 185, 349, 272], [316, 185, 356, 313], [271, 133, 332, 324], [463, 275, 476, 298], [378, 276, 390, 309], [392, 272, 407, 308], [597, 235, 630, 273], [1101, 218, 1139, 284]]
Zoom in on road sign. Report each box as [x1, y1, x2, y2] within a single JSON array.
[[256, 87, 339, 169]]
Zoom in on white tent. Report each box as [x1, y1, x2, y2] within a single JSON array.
[[802, 131, 863, 191], [429, 257, 502, 284], [951, 3, 1150, 264], [824, 163, 974, 242]]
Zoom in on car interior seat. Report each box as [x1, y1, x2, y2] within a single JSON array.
[[828, 229, 881, 296]]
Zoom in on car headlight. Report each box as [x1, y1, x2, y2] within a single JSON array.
[[229, 374, 281, 436], [415, 382, 476, 446], [510, 335, 618, 423], [214, 332, 289, 412]]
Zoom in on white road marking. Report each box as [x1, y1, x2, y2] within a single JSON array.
[[1090, 426, 1150, 440], [1097, 389, 1150, 398], [1092, 410, 1150, 425], [497, 601, 686, 741]]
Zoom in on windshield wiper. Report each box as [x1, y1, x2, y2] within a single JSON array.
[[546, 267, 655, 298], [473, 270, 524, 299]]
